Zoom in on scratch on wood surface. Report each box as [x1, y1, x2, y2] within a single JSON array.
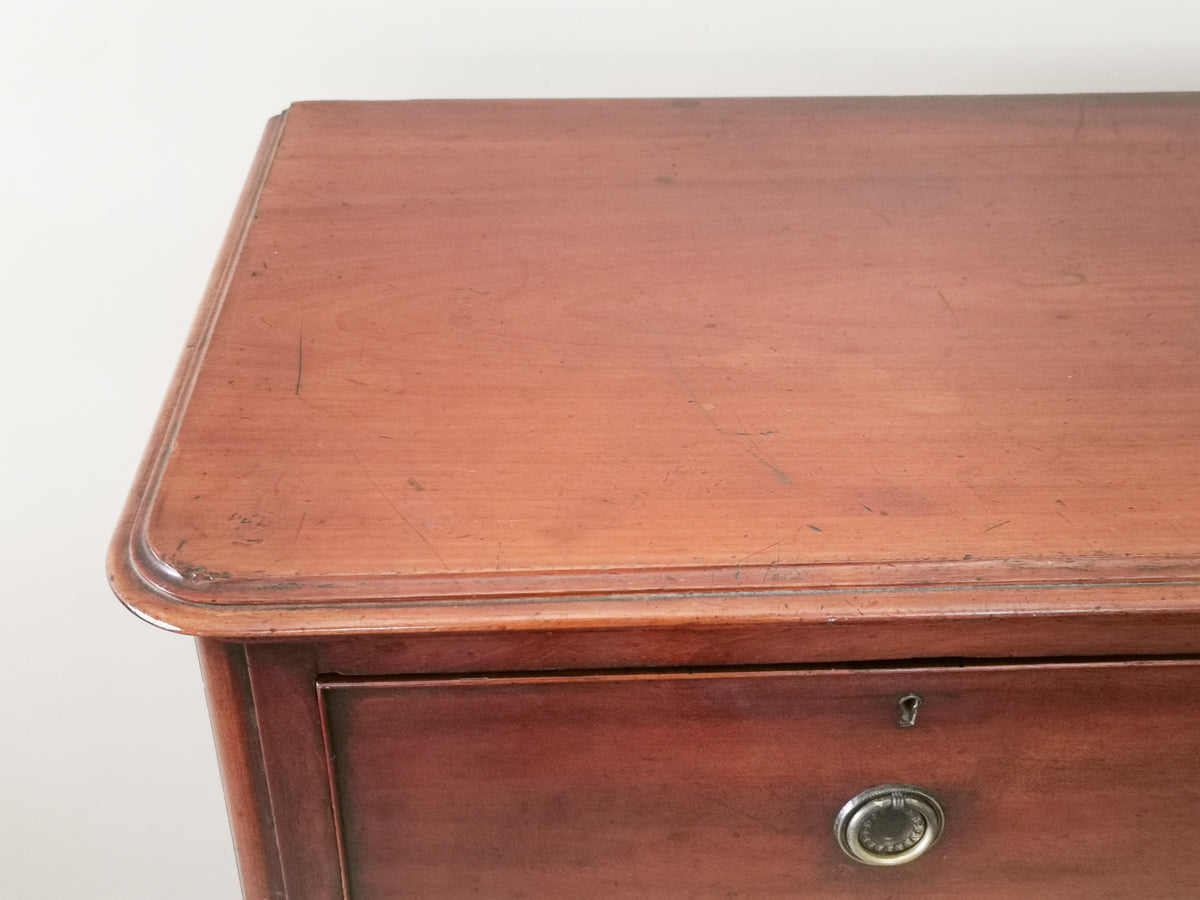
[[602, 493, 642, 529], [704, 794, 793, 835], [937, 290, 960, 328], [178, 564, 233, 582], [984, 520, 1011, 533], [355, 455, 448, 570], [745, 438, 792, 485], [641, 309, 795, 487], [868, 206, 894, 226], [739, 539, 782, 566], [294, 332, 304, 395]]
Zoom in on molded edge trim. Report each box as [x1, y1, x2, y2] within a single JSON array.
[[105, 102, 1200, 644], [107, 111, 290, 635]]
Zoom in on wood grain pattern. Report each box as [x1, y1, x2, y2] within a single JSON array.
[[107, 95, 1200, 643], [311, 612, 1200, 675], [245, 644, 343, 899], [109, 98, 1200, 900], [107, 111, 287, 633], [196, 640, 285, 900], [321, 659, 1200, 898]]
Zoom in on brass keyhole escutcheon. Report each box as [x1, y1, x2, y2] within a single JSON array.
[[898, 693, 922, 727]]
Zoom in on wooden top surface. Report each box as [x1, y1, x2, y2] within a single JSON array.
[[109, 96, 1200, 640]]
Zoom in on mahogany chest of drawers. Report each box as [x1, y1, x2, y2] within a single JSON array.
[[109, 96, 1200, 898]]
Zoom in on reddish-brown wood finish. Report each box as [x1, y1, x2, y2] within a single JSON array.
[[320, 660, 1200, 898], [107, 96, 1200, 899], [197, 640, 285, 900], [108, 96, 1200, 654], [245, 644, 343, 899]]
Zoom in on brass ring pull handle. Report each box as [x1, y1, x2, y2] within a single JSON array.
[[834, 784, 944, 866]]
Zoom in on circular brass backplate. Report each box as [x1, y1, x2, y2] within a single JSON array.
[[834, 784, 944, 866]]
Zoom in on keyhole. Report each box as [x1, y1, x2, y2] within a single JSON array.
[[898, 693, 922, 728]]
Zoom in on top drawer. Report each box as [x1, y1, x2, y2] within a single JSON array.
[[320, 658, 1200, 898]]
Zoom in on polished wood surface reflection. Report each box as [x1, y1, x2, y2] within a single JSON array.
[[321, 661, 1200, 898], [110, 96, 1200, 648], [109, 96, 1200, 898]]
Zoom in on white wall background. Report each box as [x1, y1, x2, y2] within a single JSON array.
[[2, 3, 1199, 897]]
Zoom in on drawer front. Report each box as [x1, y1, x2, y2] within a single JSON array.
[[319, 660, 1200, 898]]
